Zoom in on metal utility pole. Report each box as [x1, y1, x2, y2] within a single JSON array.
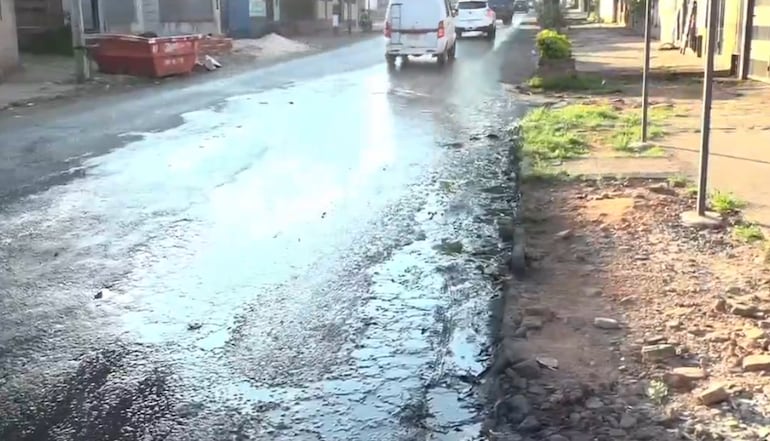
[[696, 0, 720, 215], [640, 0, 652, 142], [70, 0, 91, 83]]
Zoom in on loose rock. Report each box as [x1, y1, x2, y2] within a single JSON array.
[[508, 394, 531, 414], [512, 359, 542, 379], [585, 396, 603, 409], [522, 316, 544, 330], [729, 303, 761, 319], [697, 384, 729, 405], [518, 415, 540, 432], [669, 367, 707, 386], [742, 354, 770, 372], [744, 328, 766, 340], [641, 344, 677, 361], [619, 413, 637, 429], [593, 317, 621, 330], [583, 287, 602, 297], [94, 288, 112, 300]]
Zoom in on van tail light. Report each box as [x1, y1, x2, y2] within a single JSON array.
[[384, 21, 392, 38], [437, 20, 445, 38], [487, 8, 495, 18]]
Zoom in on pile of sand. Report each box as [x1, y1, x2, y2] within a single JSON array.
[[232, 33, 313, 58]]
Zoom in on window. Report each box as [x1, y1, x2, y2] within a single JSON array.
[[457, 1, 487, 8], [159, 0, 215, 23]]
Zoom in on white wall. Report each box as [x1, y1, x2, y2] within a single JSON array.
[[598, 0, 615, 22], [0, 0, 19, 78]]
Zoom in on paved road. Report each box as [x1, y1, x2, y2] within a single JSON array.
[[1, 19, 531, 441]]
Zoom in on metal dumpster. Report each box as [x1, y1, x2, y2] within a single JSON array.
[[87, 34, 202, 78]]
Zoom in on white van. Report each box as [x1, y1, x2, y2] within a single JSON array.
[[384, 0, 458, 66]]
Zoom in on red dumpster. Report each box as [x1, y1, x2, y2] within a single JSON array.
[[87, 34, 202, 78]]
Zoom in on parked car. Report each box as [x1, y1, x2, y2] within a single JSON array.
[[384, 0, 458, 66], [455, 0, 497, 39], [513, 0, 529, 12], [488, 0, 514, 24]]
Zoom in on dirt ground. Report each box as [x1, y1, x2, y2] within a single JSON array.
[[484, 177, 770, 441]]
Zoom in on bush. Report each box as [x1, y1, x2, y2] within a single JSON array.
[[535, 29, 572, 60], [527, 74, 606, 91]]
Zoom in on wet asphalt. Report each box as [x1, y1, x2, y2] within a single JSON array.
[[1, 17, 532, 441]]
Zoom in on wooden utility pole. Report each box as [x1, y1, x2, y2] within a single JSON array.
[[70, 0, 91, 83]]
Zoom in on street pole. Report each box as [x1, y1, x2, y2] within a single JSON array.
[[70, 0, 90, 83], [640, 0, 652, 142], [696, 0, 719, 215]]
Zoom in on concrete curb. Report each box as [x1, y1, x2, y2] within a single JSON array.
[[507, 124, 527, 279]]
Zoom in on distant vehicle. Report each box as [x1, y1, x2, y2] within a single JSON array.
[[513, 0, 529, 12], [455, 0, 497, 39], [384, 0, 458, 66], [487, 0, 514, 24]]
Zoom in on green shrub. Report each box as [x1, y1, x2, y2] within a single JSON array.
[[535, 29, 572, 60]]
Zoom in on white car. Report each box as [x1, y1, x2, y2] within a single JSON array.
[[384, 0, 458, 66], [455, 0, 496, 39]]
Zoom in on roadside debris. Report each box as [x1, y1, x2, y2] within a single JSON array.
[[196, 55, 223, 72], [232, 33, 313, 58], [485, 177, 770, 441]]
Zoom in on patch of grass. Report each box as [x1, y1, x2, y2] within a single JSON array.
[[608, 109, 671, 152], [647, 379, 669, 405], [667, 174, 690, 188], [527, 74, 609, 92], [709, 190, 746, 215], [640, 146, 667, 157], [519, 101, 678, 170], [522, 162, 573, 182], [684, 186, 698, 197], [521, 104, 618, 161], [733, 223, 765, 243]]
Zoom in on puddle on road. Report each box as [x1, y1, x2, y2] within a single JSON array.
[[172, 143, 509, 440], [0, 52, 521, 440]]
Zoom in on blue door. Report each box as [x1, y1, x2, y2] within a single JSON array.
[[228, 0, 253, 38], [227, 0, 274, 38]]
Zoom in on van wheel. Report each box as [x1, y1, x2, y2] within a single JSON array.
[[386, 54, 397, 66], [487, 28, 496, 40], [457, 30, 463, 38], [437, 52, 447, 66], [448, 43, 456, 60]]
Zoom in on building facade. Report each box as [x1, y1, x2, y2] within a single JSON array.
[[0, 0, 20, 78]]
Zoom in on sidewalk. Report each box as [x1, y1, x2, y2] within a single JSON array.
[[549, 24, 770, 228], [0, 55, 106, 110], [570, 24, 731, 77], [0, 30, 378, 112]]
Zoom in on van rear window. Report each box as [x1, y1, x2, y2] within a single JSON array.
[[457, 1, 487, 8]]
